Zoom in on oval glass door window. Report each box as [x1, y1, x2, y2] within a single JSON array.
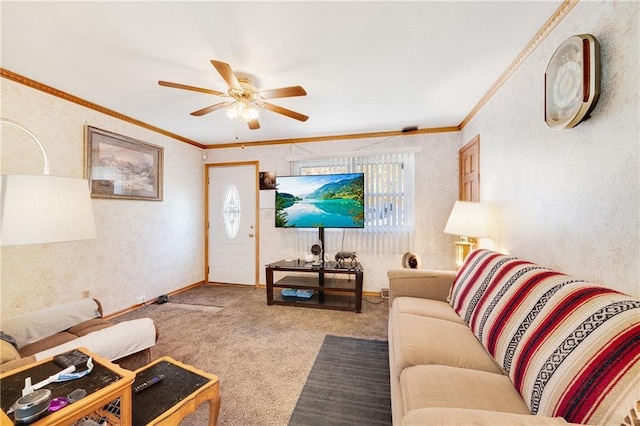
[[223, 185, 241, 239]]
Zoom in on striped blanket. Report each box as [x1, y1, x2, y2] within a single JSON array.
[[449, 249, 640, 425]]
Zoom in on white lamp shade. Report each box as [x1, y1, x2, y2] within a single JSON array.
[[443, 201, 488, 238], [1, 174, 97, 246]]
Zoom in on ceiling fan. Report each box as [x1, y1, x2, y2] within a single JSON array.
[[158, 60, 308, 130]]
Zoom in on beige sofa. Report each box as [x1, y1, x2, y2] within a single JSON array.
[[1, 298, 157, 373], [388, 249, 640, 425]]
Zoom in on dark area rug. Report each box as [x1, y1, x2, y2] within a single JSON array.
[[289, 335, 392, 426]]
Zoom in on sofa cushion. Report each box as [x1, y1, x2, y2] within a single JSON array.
[[400, 364, 531, 415], [391, 312, 502, 377], [18, 332, 78, 357], [402, 408, 571, 425], [393, 297, 465, 324], [450, 249, 640, 425]]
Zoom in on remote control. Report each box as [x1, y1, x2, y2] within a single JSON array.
[[133, 374, 165, 393]]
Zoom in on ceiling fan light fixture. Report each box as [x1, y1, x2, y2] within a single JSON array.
[[226, 101, 260, 122], [159, 59, 307, 130]]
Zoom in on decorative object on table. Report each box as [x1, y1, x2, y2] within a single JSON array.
[[335, 251, 357, 269], [310, 241, 323, 265], [443, 201, 488, 268], [1, 118, 97, 246], [545, 34, 600, 129], [401, 252, 422, 269], [84, 125, 163, 201]]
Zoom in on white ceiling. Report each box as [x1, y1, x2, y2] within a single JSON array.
[[1, 1, 563, 146]]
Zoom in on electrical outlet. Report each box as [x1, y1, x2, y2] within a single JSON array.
[[380, 288, 389, 299]]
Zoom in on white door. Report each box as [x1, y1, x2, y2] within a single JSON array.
[[208, 164, 257, 285]]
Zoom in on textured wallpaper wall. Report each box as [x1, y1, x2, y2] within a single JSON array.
[[1, 79, 206, 318], [206, 133, 461, 292], [460, 1, 639, 296]]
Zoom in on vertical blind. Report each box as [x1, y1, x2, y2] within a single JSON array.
[[291, 150, 415, 255]]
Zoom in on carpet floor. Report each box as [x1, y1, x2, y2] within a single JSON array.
[[289, 335, 391, 426], [113, 284, 389, 425]]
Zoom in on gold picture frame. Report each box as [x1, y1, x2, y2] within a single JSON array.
[[84, 125, 163, 201]]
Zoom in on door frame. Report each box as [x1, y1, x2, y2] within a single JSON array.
[[204, 161, 260, 285]]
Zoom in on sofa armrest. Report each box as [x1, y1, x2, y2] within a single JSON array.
[[33, 318, 157, 362], [387, 269, 456, 305]]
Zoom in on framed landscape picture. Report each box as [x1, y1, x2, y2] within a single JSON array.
[[84, 126, 163, 201]]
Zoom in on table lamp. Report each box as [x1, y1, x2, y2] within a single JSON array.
[[1, 118, 97, 246], [443, 201, 488, 268]]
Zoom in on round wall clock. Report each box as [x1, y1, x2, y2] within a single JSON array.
[[545, 34, 601, 129]]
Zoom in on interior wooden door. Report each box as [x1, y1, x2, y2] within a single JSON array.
[[206, 163, 258, 285], [459, 135, 480, 201]]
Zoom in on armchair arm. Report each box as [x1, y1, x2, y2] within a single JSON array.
[[387, 269, 456, 305]]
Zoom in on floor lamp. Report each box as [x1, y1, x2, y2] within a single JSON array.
[[443, 201, 488, 268], [1, 118, 97, 246]]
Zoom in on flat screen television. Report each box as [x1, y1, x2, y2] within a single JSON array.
[[275, 173, 365, 228]]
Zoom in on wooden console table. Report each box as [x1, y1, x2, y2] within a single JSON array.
[[266, 260, 363, 313]]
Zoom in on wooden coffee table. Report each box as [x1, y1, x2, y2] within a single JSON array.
[[132, 356, 220, 425], [0, 347, 134, 425]]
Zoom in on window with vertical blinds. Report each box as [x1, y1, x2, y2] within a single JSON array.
[[290, 149, 415, 254]]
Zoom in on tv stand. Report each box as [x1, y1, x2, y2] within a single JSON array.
[[265, 259, 363, 313]]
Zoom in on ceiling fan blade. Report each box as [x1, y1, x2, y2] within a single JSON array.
[[210, 60, 241, 91], [158, 80, 225, 97], [259, 86, 307, 99], [263, 103, 309, 122], [190, 101, 233, 117], [248, 119, 260, 130]]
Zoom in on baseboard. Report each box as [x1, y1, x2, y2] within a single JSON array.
[[104, 280, 206, 319]]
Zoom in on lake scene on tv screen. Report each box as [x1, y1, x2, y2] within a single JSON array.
[[275, 173, 365, 228]]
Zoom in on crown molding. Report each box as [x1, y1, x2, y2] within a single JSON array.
[[458, 0, 579, 129], [204, 126, 459, 150], [1, 68, 206, 149]]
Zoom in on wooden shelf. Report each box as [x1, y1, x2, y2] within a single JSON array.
[[266, 261, 363, 313]]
